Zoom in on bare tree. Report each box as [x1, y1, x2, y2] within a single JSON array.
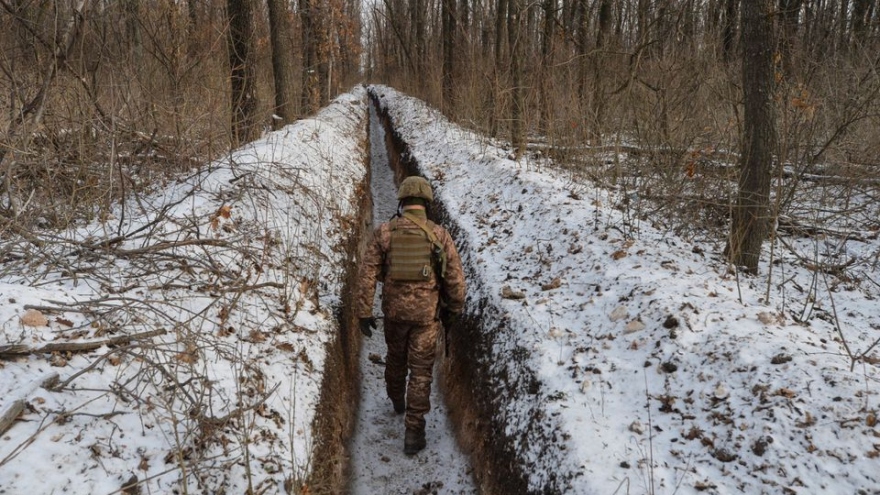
[[508, 0, 525, 157], [442, 0, 456, 112], [300, 0, 322, 114], [538, 0, 556, 133], [728, 0, 777, 273], [227, 0, 259, 145], [268, 0, 297, 128], [778, 0, 803, 79], [489, 0, 507, 137], [721, 0, 739, 62]]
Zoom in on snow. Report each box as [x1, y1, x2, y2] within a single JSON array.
[[0, 87, 369, 494], [371, 85, 880, 494]]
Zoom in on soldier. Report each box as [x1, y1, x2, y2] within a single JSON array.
[[356, 175, 466, 455]]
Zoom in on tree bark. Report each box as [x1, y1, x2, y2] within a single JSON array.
[[576, 0, 589, 102], [411, 0, 425, 75], [591, 0, 612, 144], [721, 0, 739, 63], [852, 0, 871, 45], [778, 0, 803, 79], [539, 0, 556, 134], [442, 0, 456, 112], [226, 0, 259, 145], [300, 0, 320, 115], [728, 0, 776, 274], [489, 0, 507, 137], [268, 0, 296, 128], [509, 0, 524, 158]]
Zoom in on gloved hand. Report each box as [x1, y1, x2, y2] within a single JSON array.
[[359, 317, 377, 338], [439, 309, 458, 329]]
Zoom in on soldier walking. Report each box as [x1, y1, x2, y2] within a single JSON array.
[[356, 176, 466, 455]]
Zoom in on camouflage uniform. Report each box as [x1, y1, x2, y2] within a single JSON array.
[[356, 208, 466, 434]]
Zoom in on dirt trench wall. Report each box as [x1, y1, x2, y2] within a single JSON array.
[[368, 91, 547, 494], [307, 100, 373, 494]]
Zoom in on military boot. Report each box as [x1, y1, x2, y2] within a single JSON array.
[[404, 428, 426, 455], [391, 398, 405, 415]]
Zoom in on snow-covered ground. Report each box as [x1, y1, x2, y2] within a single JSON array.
[[2, 81, 878, 495], [347, 105, 475, 494], [0, 88, 369, 494], [372, 85, 880, 494]]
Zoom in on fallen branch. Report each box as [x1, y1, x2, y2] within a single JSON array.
[[0, 328, 167, 356], [777, 215, 869, 242], [0, 373, 58, 435], [0, 400, 24, 436]]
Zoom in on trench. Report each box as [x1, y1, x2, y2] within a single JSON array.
[[317, 90, 535, 494], [344, 99, 477, 494], [368, 88, 537, 494]]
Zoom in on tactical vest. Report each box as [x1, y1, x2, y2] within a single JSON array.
[[387, 213, 446, 282], [388, 217, 436, 282]]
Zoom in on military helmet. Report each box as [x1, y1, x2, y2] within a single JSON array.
[[397, 176, 433, 202]]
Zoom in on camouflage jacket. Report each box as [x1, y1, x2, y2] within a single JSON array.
[[356, 211, 466, 324]]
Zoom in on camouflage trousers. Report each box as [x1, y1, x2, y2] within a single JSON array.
[[383, 319, 440, 432]]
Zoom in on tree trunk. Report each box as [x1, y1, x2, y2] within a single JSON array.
[[721, 0, 739, 63], [411, 0, 425, 75], [576, 0, 589, 102], [539, 0, 556, 134], [489, 0, 507, 137], [838, 0, 851, 52], [778, 0, 803, 79], [591, 0, 612, 144], [123, 0, 140, 50], [728, 0, 776, 274], [852, 0, 871, 45], [268, 0, 296, 128], [442, 0, 456, 112], [300, 0, 323, 114], [227, 0, 258, 145], [509, 0, 525, 158]]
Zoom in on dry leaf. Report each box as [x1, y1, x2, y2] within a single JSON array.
[[21, 309, 49, 327], [49, 353, 68, 367], [757, 312, 777, 325], [501, 286, 526, 300], [277, 342, 295, 352], [175, 350, 198, 364], [774, 388, 797, 399], [541, 277, 562, 291], [609, 306, 629, 322], [218, 205, 232, 219], [624, 320, 646, 333], [56, 317, 74, 327], [611, 250, 627, 260]]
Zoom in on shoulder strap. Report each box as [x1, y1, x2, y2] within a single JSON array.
[[402, 212, 447, 279]]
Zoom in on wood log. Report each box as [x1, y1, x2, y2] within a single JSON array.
[[0, 399, 24, 435], [0, 329, 167, 357]]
